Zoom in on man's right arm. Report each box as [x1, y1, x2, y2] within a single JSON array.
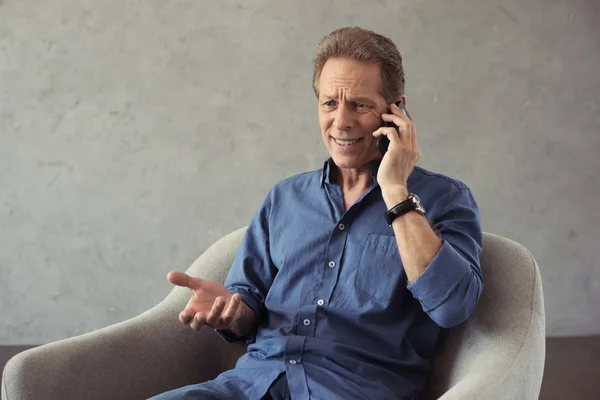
[[218, 187, 279, 343]]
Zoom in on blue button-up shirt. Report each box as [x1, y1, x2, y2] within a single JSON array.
[[212, 159, 483, 399]]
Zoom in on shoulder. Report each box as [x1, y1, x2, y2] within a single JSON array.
[[410, 165, 475, 201], [411, 165, 471, 193], [409, 166, 479, 214], [261, 168, 322, 207], [270, 168, 322, 195]]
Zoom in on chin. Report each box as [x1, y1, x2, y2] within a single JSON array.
[[329, 154, 369, 170]]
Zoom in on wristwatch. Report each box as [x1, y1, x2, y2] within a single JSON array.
[[384, 193, 426, 225]]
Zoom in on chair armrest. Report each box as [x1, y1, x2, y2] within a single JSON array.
[[420, 238, 546, 400], [2, 294, 241, 400], [435, 324, 545, 400], [2, 228, 248, 400]]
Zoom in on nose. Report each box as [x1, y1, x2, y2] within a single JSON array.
[[333, 103, 353, 132]]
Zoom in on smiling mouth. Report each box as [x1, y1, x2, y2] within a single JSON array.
[[331, 137, 363, 147]]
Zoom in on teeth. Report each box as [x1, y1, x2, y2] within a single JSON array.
[[334, 138, 360, 146]]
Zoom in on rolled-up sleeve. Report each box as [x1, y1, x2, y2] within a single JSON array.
[[407, 187, 483, 328], [216, 188, 279, 344]]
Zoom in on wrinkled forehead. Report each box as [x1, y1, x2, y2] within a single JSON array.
[[318, 59, 383, 99]]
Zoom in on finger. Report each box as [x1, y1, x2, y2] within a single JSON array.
[[181, 304, 198, 321], [391, 103, 415, 133], [381, 113, 410, 131], [179, 311, 193, 325], [390, 102, 405, 114], [167, 271, 202, 290], [372, 127, 402, 144], [382, 115, 416, 143], [205, 297, 227, 327], [219, 294, 241, 328], [190, 312, 206, 331], [391, 102, 413, 120]]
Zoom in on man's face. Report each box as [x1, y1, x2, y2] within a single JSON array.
[[317, 58, 391, 170]]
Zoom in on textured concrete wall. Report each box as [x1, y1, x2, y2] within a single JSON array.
[[1, 0, 598, 343]]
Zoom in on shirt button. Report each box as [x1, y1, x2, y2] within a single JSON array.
[[338, 223, 345, 230], [328, 261, 336, 268], [289, 360, 297, 365], [317, 299, 324, 306], [303, 319, 311, 326]]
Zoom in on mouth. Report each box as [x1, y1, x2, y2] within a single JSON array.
[[330, 136, 363, 148]]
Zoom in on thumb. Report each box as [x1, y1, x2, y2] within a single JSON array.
[[167, 271, 202, 290]]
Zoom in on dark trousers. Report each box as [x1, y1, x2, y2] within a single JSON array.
[[261, 372, 291, 400], [148, 373, 290, 400]]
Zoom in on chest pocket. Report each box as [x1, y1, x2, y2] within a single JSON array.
[[353, 234, 406, 304]]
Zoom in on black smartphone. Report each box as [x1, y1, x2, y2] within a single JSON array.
[[376, 101, 412, 156]]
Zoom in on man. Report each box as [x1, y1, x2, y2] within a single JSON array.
[[151, 26, 483, 400]]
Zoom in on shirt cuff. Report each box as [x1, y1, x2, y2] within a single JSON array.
[[215, 328, 250, 344], [406, 239, 471, 312]]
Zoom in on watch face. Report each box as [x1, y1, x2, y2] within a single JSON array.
[[410, 193, 426, 215]]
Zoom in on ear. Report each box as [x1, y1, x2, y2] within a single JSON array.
[[395, 95, 407, 107]]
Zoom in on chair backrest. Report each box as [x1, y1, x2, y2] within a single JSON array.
[[185, 229, 545, 399]]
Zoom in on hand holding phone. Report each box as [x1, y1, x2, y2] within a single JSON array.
[[376, 102, 412, 156]]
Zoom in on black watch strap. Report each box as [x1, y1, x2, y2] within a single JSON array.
[[384, 197, 417, 225]]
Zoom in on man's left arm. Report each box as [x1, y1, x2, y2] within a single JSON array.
[[376, 103, 482, 329], [384, 185, 483, 328]]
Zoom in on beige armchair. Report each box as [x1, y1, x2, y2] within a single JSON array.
[[2, 228, 545, 400]]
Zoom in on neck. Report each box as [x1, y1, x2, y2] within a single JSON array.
[[331, 162, 374, 192]]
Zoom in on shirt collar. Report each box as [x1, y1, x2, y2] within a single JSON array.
[[320, 158, 333, 188], [320, 157, 382, 188]]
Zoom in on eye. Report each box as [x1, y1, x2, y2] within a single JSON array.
[[323, 100, 337, 107], [354, 102, 372, 112]]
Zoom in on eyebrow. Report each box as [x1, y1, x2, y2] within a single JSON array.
[[321, 94, 376, 103]]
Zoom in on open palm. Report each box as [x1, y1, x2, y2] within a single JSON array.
[[167, 271, 243, 332]]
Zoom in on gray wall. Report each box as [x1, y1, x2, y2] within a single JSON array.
[[1, 0, 598, 344]]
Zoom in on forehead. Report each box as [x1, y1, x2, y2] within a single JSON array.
[[319, 58, 382, 98]]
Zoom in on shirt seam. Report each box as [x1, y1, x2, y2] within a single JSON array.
[[413, 166, 466, 191]]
